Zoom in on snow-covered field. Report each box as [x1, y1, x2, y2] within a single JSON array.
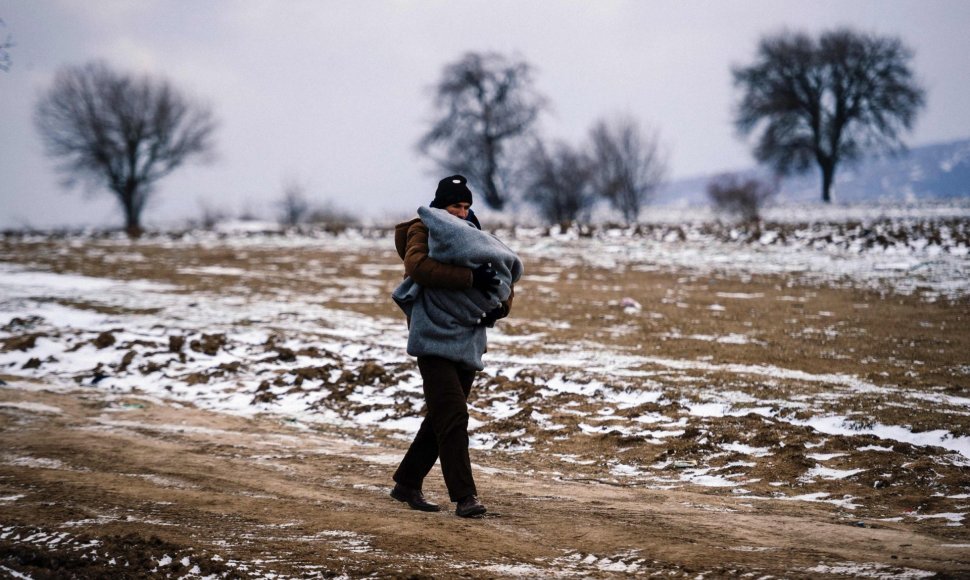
[[2, 204, 969, 551]]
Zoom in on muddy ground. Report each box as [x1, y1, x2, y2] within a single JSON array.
[[1, 232, 969, 578]]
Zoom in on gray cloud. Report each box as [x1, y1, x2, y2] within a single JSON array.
[[1, 0, 968, 228]]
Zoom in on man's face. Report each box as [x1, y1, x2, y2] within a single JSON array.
[[445, 202, 471, 219]]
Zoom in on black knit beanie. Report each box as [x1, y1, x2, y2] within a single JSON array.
[[430, 175, 473, 209]]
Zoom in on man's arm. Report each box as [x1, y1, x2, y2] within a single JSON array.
[[403, 221, 473, 290]]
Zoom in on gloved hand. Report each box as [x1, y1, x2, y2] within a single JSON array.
[[471, 263, 500, 296], [477, 305, 505, 328]]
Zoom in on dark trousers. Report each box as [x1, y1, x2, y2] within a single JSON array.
[[393, 356, 477, 502]]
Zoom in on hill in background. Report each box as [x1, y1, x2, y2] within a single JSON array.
[[658, 137, 970, 206]]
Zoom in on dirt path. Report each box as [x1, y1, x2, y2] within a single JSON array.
[[2, 381, 965, 579]]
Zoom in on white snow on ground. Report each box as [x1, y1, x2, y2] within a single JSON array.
[[806, 561, 936, 579], [1, 454, 71, 470], [0, 276, 960, 473], [0, 401, 63, 414], [0, 267, 176, 294], [794, 416, 970, 460], [0, 274, 963, 473], [509, 209, 970, 301], [0, 564, 33, 579], [800, 466, 866, 481]]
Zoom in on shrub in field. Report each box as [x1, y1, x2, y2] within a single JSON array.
[[305, 202, 358, 234], [196, 200, 228, 230], [522, 140, 596, 227], [588, 115, 667, 225], [277, 180, 311, 227], [706, 173, 777, 221]]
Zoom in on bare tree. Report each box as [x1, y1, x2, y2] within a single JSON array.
[[706, 173, 778, 221], [522, 140, 596, 226], [418, 52, 546, 210], [34, 61, 216, 235], [733, 28, 925, 203], [276, 179, 311, 227], [588, 115, 667, 224], [0, 19, 13, 72]]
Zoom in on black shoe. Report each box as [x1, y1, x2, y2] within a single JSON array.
[[390, 484, 440, 512], [455, 495, 487, 518]]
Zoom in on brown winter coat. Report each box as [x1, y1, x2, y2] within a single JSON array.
[[394, 217, 513, 318]]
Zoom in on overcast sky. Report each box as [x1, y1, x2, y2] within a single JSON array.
[[2, 0, 969, 229]]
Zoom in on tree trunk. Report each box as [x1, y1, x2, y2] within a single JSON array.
[[481, 136, 504, 210], [819, 160, 835, 204], [483, 173, 503, 210], [119, 184, 143, 238]]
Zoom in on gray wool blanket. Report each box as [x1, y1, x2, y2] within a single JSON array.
[[392, 206, 524, 370]]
